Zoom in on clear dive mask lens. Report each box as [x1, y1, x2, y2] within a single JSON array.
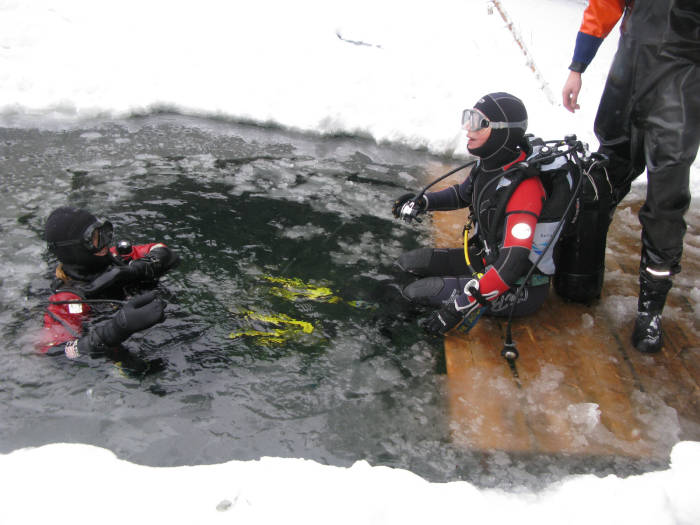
[[82, 220, 113, 253], [461, 108, 528, 132], [461, 109, 490, 131]]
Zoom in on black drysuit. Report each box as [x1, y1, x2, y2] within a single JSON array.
[[576, 0, 700, 274]]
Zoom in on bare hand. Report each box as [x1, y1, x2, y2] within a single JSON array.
[[562, 71, 582, 113]]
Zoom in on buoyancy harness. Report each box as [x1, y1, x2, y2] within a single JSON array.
[[467, 135, 612, 302], [471, 136, 571, 272]]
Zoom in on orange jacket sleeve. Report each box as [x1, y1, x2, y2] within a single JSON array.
[[580, 0, 626, 38], [570, 0, 626, 72]]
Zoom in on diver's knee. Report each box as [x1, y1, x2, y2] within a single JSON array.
[[402, 276, 458, 307], [397, 248, 435, 276]]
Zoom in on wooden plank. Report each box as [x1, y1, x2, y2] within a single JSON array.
[[430, 163, 700, 459], [445, 329, 534, 452]]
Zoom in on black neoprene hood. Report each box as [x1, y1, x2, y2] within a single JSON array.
[[467, 92, 528, 168], [45, 206, 111, 272]]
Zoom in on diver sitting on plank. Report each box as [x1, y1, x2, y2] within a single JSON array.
[[393, 92, 575, 336]]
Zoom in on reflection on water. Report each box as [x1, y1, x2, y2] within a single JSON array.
[[0, 115, 667, 488]]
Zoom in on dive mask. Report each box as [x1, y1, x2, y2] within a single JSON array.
[[461, 108, 528, 132]]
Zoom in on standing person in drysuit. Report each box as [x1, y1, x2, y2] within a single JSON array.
[[562, 0, 700, 353], [39, 206, 180, 374], [392, 92, 572, 336]]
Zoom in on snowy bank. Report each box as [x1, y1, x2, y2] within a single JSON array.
[[1, 441, 699, 525]]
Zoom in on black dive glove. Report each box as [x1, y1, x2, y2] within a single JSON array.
[[79, 292, 166, 352], [392, 193, 426, 222], [127, 246, 181, 280], [422, 301, 463, 336]]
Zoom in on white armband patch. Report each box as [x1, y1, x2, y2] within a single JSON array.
[[511, 223, 532, 240], [68, 303, 83, 314]]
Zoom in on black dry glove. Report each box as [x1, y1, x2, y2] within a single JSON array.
[[79, 292, 166, 352], [128, 246, 180, 280], [149, 246, 180, 272], [392, 193, 426, 222], [422, 301, 464, 336]]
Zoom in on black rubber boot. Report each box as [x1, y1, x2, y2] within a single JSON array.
[[632, 270, 672, 354]]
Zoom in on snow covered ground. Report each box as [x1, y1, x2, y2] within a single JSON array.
[[1, 0, 698, 523], [1, 441, 699, 525]]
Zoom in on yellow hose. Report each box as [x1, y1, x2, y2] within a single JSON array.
[[464, 228, 483, 279]]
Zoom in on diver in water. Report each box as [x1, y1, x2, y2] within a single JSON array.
[[39, 206, 180, 374], [393, 92, 572, 336]]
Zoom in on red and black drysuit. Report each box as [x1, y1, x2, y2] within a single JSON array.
[[399, 144, 572, 333], [40, 242, 175, 374]]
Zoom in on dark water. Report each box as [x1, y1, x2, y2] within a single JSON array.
[[0, 114, 663, 488]]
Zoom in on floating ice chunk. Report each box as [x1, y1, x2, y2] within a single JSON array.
[[602, 294, 637, 324], [580, 313, 594, 329], [691, 287, 700, 314], [614, 206, 639, 228], [567, 402, 601, 433], [281, 223, 327, 240], [80, 131, 102, 140]]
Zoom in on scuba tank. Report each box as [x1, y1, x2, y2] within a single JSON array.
[[553, 153, 613, 303]]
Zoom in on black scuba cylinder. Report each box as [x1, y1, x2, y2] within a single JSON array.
[[553, 155, 613, 303]]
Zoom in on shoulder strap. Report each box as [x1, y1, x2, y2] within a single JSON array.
[[483, 168, 531, 261], [46, 309, 81, 338]]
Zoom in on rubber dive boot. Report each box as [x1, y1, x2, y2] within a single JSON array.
[[631, 271, 672, 354]]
